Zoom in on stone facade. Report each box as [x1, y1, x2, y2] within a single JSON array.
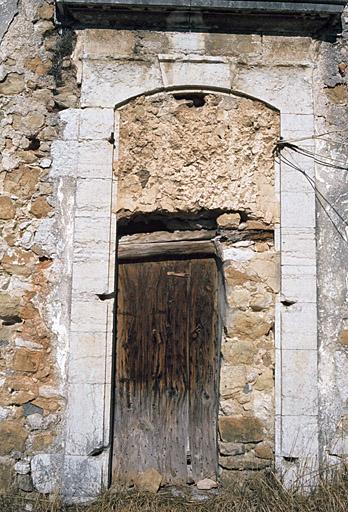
[[0, 0, 348, 501]]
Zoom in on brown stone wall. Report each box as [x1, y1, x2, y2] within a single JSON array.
[[219, 239, 278, 479], [115, 92, 279, 225], [0, 0, 78, 493]]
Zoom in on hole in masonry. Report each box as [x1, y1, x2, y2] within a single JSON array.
[[117, 210, 222, 235], [39, 256, 52, 262], [173, 93, 206, 107], [96, 292, 115, 301], [1, 315, 22, 326], [28, 137, 40, 151], [88, 446, 106, 457], [283, 456, 299, 463], [281, 299, 297, 307]]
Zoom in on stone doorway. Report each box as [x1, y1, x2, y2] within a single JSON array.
[[111, 90, 279, 483]]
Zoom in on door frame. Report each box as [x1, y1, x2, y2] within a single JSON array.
[[109, 233, 224, 485]]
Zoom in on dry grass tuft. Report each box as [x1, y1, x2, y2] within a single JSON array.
[[2, 469, 348, 512]]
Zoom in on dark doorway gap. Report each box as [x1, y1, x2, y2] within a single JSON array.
[[117, 210, 249, 236]]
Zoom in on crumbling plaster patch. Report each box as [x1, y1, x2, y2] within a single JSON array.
[[115, 92, 279, 223], [0, 0, 18, 43]]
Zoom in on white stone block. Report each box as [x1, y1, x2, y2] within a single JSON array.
[[281, 163, 315, 194], [74, 216, 112, 244], [281, 302, 317, 350], [69, 346, 106, 385], [281, 113, 314, 140], [281, 349, 318, 415], [281, 265, 317, 303], [70, 299, 108, 332], [281, 415, 319, 458], [70, 331, 107, 361], [81, 29, 136, 59], [15, 460, 31, 475], [274, 415, 282, 458], [62, 455, 104, 499], [73, 241, 111, 264], [65, 383, 105, 456], [222, 247, 254, 262], [0, 406, 10, 421], [50, 140, 79, 178], [235, 67, 313, 114], [281, 191, 315, 228], [31, 454, 63, 494], [81, 60, 163, 108], [59, 109, 80, 140], [159, 56, 232, 89], [75, 178, 113, 218], [261, 36, 315, 67], [80, 108, 114, 140], [72, 261, 109, 294], [274, 347, 282, 417], [77, 141, 113, 179], [103, 384, 112, 443], [281, 228, 316, 266], [166, 33, 207, 54]]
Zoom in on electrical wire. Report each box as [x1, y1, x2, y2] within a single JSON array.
[[281, 153, 348, 226], [292, 146, 348, 170], [276, 150, 348, 244], [277, 140, 348, 170], [299, 137, 348, 148], [280, 128, 348, 144]]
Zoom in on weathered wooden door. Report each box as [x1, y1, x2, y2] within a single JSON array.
[[112, 255, 219, 485]]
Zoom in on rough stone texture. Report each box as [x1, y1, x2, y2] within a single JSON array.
[[0, 461, 15, 494], [196, 478, 218, 490], [115, 93, 279, 223], [0, 196, 15, 219], [219, 416, 264, 444], [0, 421, 27, 455], [0, 0, 18, 43], [314, 36, 348, 467], [0, 0, 77, 496], [219, 241, 276, 472]]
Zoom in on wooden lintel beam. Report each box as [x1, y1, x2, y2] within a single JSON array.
[[118, 240, 217, 261]]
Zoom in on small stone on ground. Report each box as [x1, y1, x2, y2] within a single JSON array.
[[135, 468, 162, 493], [196, 478, 218, 490]]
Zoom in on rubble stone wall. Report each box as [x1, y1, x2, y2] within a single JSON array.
[[0, 0, 79, 495]]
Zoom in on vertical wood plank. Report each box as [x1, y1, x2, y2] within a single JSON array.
[[188, 258, 219, 481]]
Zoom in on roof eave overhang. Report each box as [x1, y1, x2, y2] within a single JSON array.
[[55, 0, 347, 36]]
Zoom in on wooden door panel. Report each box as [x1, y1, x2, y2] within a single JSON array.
[[112, 255, 219, 485], [113, 260, 190, 484]]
